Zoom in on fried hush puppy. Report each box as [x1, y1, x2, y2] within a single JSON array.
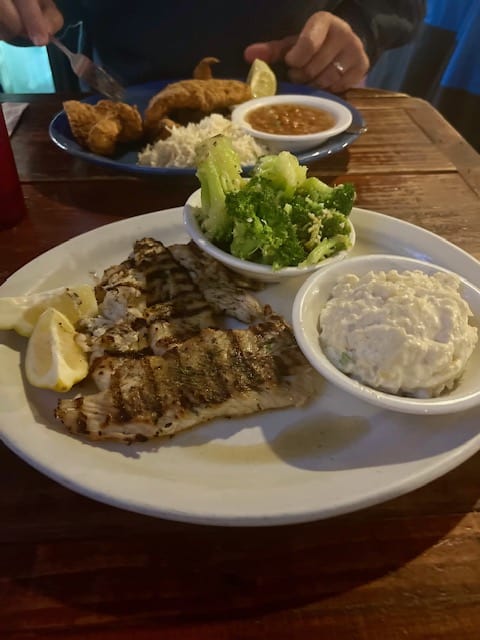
[[143, 57, 252, 140], [63, 100, 143, 156]]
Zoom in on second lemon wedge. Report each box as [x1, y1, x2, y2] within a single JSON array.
[[25, 307, 89, 392], [0, 284, 98, 337]]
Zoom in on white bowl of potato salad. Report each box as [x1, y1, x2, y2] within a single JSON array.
[[292, 254, 480, 414]]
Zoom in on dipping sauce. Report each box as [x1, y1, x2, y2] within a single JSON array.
[[246, 103, 336, 135]]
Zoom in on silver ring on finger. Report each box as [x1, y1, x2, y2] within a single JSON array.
[[332, 60, 346, 76]]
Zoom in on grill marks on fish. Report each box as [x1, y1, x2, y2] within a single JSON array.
[[99, 237, 200, 308], [56, 236, 315, 443], [169, 242, 265, 323], [56, 317, 315, 443], [77, 238, 268, 361], [146, 291, 215, 353], [77, 238, 219, 360]]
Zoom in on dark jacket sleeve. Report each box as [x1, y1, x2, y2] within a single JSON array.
[[333, 1, 426, 65], [48, 0, 426, 85]]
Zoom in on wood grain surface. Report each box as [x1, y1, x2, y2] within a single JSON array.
[[1, 88, 479, 640]]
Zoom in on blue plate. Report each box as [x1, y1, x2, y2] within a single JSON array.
[[48, 80, 365, 176]]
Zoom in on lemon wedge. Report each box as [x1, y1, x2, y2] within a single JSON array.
[[247, 59, 277, 98], [25, 307, 89, 392], [0, 284, 97, 337]]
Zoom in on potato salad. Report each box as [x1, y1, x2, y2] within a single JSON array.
[[319, 269, 478, 398]]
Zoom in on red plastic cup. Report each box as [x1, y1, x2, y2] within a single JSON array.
[[0, 104, 27, 229]]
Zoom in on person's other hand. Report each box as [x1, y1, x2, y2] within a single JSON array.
[[244, 11, 369, 93], [0, 0, 63, 45]]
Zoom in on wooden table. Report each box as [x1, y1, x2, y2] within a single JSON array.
[[1, 89, 480, 639]]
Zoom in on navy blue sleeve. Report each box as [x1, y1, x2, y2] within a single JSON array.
[[50, 0, 426, 85], [333, 1, 426, 65]]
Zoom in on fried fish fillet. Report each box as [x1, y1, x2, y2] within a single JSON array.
[[56, 316, 316, 443], [193, 56, 220, 80], [143, 57, 252, 140], [95, 100, 144, 143], [63, 99, 143, 156]]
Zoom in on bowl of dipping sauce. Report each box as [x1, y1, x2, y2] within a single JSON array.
[[231, 94, 353, 153]]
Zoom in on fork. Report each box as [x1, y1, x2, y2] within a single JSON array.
[[50, 36, 125, 101]]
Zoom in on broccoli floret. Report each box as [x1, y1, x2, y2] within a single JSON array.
[[194, 135, 245, 243], [226, 181, 278, 259], [288, 189, 353, 258], [299, 234, 351, 267], [252, 151, 307, 198], [230, 219, 268, 259], [288, 194, 326, 246], [225, 177, 305, 268], [299, 177, 355, 215], [300, 176, 332, 199], [194, 142, 356, 270], [321, 210, 352, 238], [325, 183, 355, 215]]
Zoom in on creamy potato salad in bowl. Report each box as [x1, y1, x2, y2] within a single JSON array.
[[292, 254, 480, 414]]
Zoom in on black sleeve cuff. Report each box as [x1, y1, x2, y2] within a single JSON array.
[[334, 1, 426, 67]]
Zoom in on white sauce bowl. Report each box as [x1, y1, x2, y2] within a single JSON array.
[[231, 94, 353, 153], [292, 254, 480, 415]]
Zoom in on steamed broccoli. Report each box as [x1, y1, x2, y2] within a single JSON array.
[[226, 177, 305, 268], [194, 137, 356, 270], [194, 135, 245, 243], [300, 234, 351, 267], [298, 177, 355, 215], [252, 151, 308, 198]]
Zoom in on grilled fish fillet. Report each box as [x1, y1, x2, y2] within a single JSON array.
[[169, 242, 265, 323], [77, 238, 267, 361], [56, 317, 316, 443], [77, 237, 218, 360]]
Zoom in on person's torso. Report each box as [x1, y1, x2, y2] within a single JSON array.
[[60, 0, 339, 84]]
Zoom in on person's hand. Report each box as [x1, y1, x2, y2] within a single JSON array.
[[0, 0, 63, 45], [244, 11, 369, 93]]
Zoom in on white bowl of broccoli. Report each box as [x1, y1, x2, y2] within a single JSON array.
[[183, 136, 356, 283]]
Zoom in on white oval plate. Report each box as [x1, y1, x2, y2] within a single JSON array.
[[1, 207, 480, 526]]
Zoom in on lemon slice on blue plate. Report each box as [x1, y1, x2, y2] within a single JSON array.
[[247, 59, 277, 98]]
